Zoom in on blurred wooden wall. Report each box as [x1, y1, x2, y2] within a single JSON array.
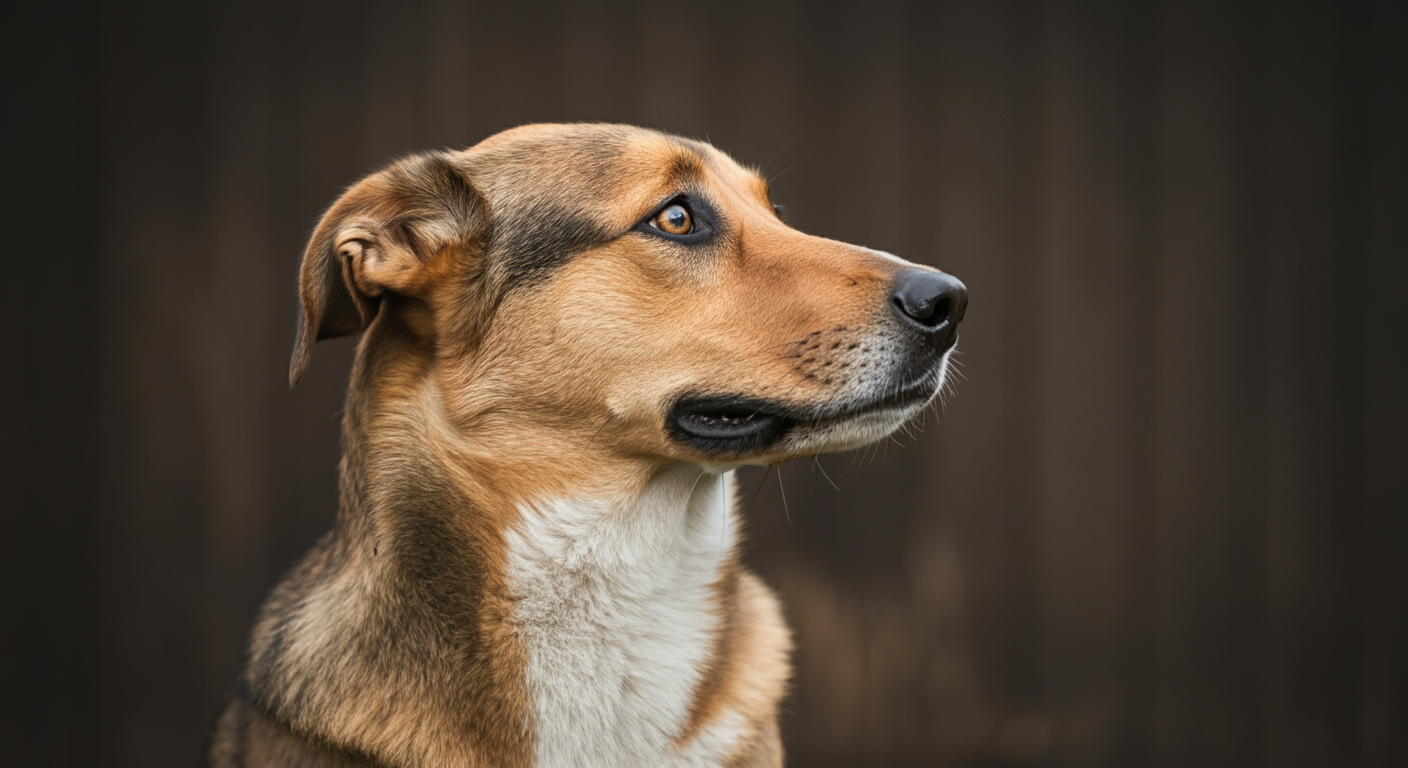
[[4, 1, 1404, 766]]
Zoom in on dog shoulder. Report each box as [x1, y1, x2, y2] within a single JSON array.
[[725, 715, 784, 768], [680, 564, 792, 766], [733, 568, 793, 725], [211, 689, 384, 768]]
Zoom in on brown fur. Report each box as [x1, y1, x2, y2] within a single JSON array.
[[214, 124, 960, 767]]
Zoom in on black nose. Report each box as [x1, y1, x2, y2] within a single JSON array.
[[890, 269, 968, 343]]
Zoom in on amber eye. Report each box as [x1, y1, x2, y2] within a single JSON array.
[[653, 204, 693, 235]]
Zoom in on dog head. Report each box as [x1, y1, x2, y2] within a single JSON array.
[[292, 124, 966, 470]]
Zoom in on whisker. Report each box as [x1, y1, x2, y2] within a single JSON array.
[[590, 413, 616, 443], [768, 156, 811, 183], [742, 466, 773, 517], [719, 473, 727, 555], [814, 455, 840, 491], [762, 130, 804, 179], [776, 466, 791, 524], [843, 447, 861, 476]]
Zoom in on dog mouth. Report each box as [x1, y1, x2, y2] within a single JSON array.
[[668, 397, 795, 454], [668, 376, 939, 456]]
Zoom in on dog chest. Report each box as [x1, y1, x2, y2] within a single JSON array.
[[506, 470, 744, 768]]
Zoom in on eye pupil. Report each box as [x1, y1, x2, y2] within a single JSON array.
[[656, 204, 692, 235]]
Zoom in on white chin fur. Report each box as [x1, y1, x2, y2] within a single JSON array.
[[773, 350, 951, 460], [692, 349, 952, 472], [784, 401, 923, 455]]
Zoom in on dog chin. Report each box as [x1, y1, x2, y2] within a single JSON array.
[[780, 408, 918, 455], [774, 352, 951, 458], [676, 352, 952, 469]]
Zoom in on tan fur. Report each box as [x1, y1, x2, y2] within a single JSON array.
[[214, 124, 963, 768]]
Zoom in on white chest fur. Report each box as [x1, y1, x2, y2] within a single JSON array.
[[506, 468, 744, 768]]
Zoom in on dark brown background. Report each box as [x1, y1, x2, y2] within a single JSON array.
[[4, 1, 1405, 766]]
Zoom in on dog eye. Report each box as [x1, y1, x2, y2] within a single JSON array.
[[773, 203, 788, 221], [653, 204, 693, 235]]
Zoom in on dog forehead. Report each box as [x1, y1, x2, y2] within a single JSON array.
[[465, 124, 764, 214]]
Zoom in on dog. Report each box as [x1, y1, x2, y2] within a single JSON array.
[[210, 123, 967, 768]]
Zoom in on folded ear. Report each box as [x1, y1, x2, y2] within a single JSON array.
[[289, 151, 487, 386]]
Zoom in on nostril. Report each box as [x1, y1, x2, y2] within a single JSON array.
[[930, 297, 951, 327], [891, 295, 948, 328]]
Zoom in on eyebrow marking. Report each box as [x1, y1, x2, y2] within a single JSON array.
[[663, 144, 708, 186]]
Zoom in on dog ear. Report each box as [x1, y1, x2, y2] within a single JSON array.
[[289, 152, 487, 386]]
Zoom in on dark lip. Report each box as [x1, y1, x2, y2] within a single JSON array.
[[667, 396, 795, 456], [667, 375, 939, 457]]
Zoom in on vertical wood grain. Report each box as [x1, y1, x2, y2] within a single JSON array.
[[4, 2, 1402, 766]]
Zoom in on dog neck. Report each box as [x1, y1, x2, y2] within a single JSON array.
[[249, 327, 745, 767], [507, 465, 744, 767]]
